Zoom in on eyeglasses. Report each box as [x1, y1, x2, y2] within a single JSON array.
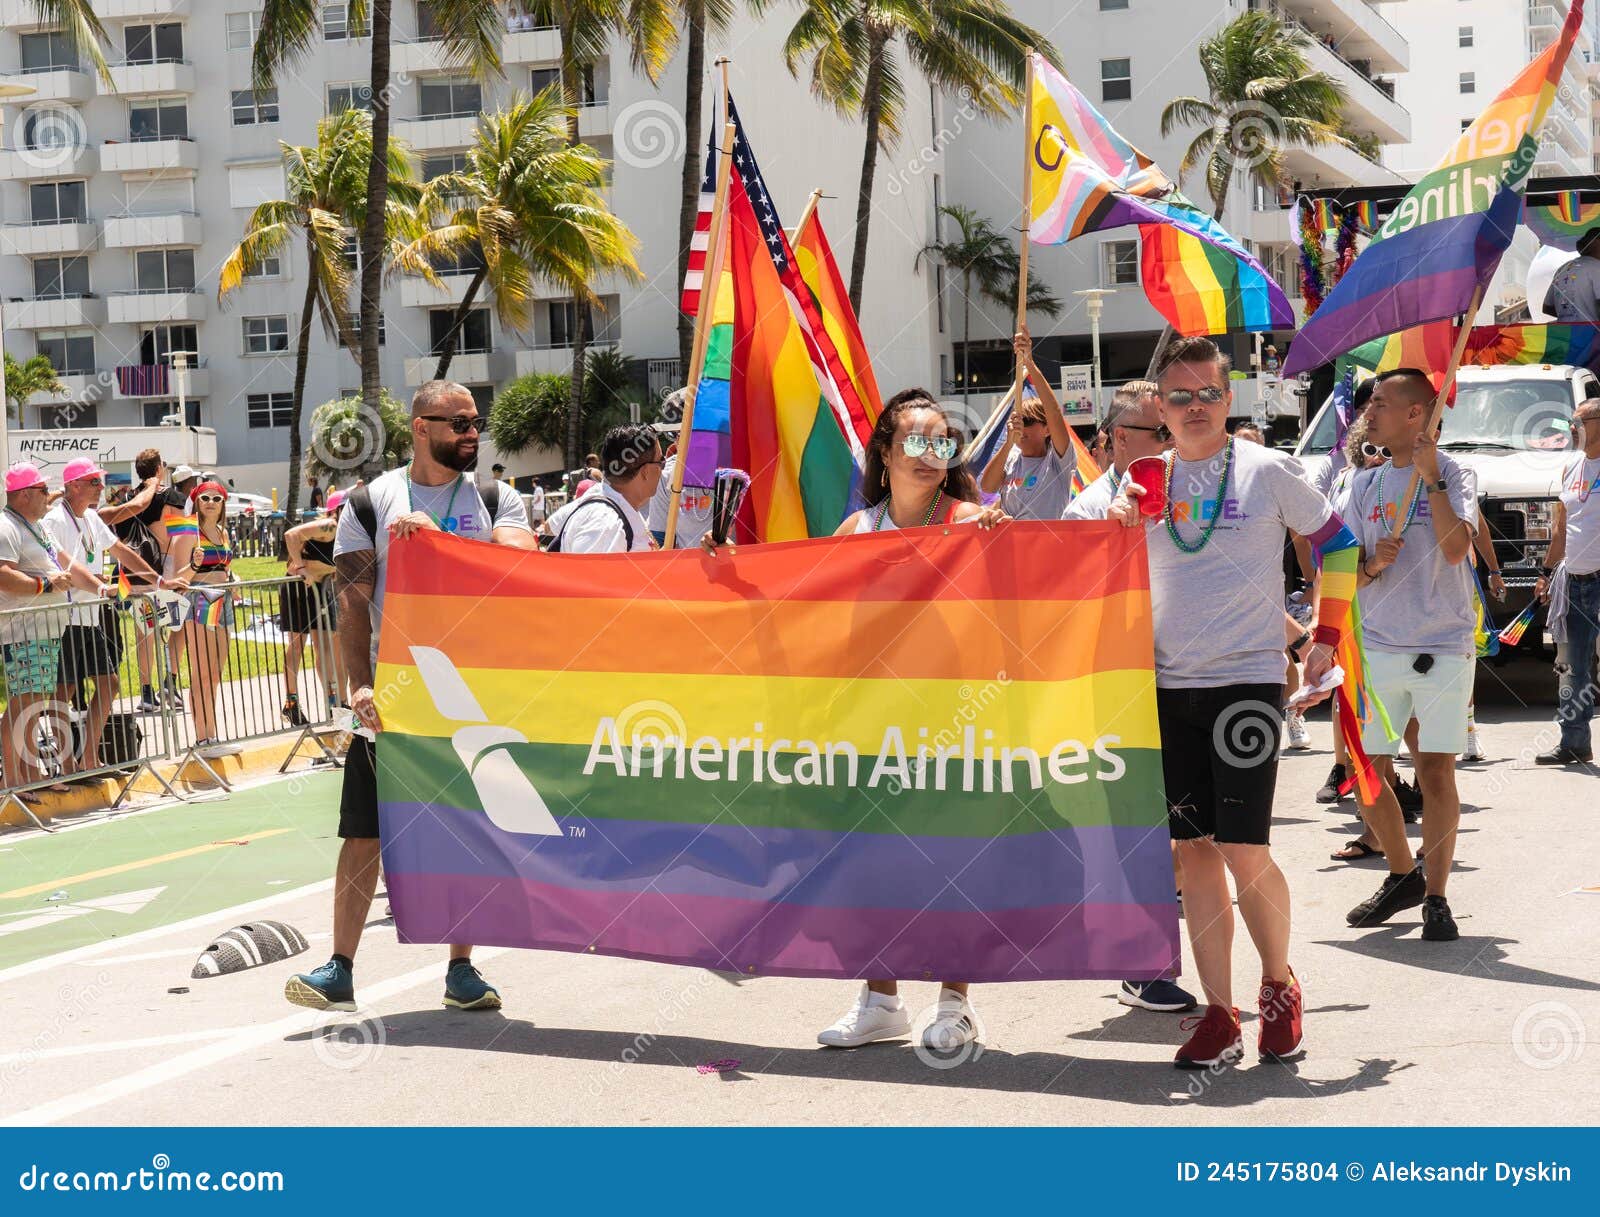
[[418, 414, 487, 434], [1568, 415, 1599, 431], [900, 434, 959, 461], [1021, 417, 1045, 429], [197, 494, 225, 504], [1119, 423, 1172, 441], [1161, 387, 1226, 406]]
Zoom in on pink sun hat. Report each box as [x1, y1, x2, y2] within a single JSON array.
[[325, 489, 348, 513], [4, 462, 48, 493], [61, 456, 109, 484]]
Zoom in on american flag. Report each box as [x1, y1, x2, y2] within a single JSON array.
[[679, 122, 716, 316]]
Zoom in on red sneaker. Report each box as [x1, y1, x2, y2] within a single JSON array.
[[1174, 1004, 1242, 1070], [1258, 970, 1304, 1059]]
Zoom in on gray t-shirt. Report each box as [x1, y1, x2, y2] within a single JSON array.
[[1559, 452, 1600, 576], [0, 511, 70, 644], [1543, 255, 1600, 323], [1000, 444, 1073, 521], [1348, 454, 1479, 657], [333, 467, 531, 664], [1063, 467, 1119, 521], [1308, 449, 1348, 500], [1144, 439, 1335, 688]]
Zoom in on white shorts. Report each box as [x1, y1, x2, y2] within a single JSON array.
[[1360, 651, 1474, 757]]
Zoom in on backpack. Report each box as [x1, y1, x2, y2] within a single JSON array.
[[549, 496, 634, 553], [347, 478, 501, 546]]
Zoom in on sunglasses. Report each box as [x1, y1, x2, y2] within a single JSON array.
[[1120, 423, 1172, 441], [900, 434, 959, 461], [197, 493, 225, 504], [1020, 417, 1045, 428], [1568, 416, 1599, 430], [1161, 387, 1226, 405], [1361, 442, 1392, 460], [418, 414, 487, 434]]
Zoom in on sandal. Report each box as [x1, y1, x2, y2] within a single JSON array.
[[1331, 839, 1380, 861]]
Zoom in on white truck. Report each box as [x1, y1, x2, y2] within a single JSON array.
[[1296, 363, 1600, 656]]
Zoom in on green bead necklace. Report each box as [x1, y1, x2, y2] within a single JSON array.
[[1162, 440, 1234, 555], [1375, 462, 1422, 533], [873, 491, 944, 531]]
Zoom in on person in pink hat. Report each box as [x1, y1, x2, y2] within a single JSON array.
[[44, 458, 168, 777], [0, 463, 110, 795], [278, 488, 346, 726]]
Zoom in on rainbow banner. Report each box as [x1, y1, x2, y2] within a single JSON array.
[[1344, 321, 1600, 375], [1285, 0, 1585, 375], [375, 527, 1182, 980], [165, 515, 198, 537], [1525, 195, 1600, 251]]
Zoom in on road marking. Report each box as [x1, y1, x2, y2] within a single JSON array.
[[0, 887, 165, 939], [78, 931, 330, 968], [0, 1025, 248, 1067], [0, 879, 332, 985], [0, 829, 294, 901], [1, 946, 511, 1127]]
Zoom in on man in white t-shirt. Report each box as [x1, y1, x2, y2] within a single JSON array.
[[1111, 336, 1350, 1070], [645, 450, 714, 549], [1542, 229, 1600, 323], [1064, 379, 1165, 522], [285, 380, 535, 1017], [546, 424, 663, 553], [528, 480, 546, 527], [1535, 397, 1600, 766], [1344, 369, 1477, 943]]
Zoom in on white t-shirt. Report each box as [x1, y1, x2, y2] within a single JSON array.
[[1543, 255, 1600, 323], [1558, 451, 1600, 576], [1348, 454, 1479, 657], [333, 467, 532, 664], [999, 444, 1073, 521], [0, 511, 70, 644], [644, 456, 714, 549], [1144, 439, 1336, 688], [548, 482, 654, 554], [528, 484, 546, 519], [1063, 467, 1120, 521], [44, 503, 116, 626]]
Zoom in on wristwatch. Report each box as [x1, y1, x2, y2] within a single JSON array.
[[1427, 477, 1448, 493]]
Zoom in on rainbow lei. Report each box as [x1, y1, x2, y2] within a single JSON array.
[[1298, 200, 1326, 315]]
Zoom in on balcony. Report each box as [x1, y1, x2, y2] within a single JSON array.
[[107, 289, 207, 325], [577, 101, 611, 139], [395, 112, 482, 150], [1528, 5, 1560, 34], [400, 271, 483, 308], [100, 137, 198, 176], [0, 66, 95, 104], [391, 38, 454, 75], [503, 26, 562, 64], [22, 371, 107, 409], [405, 352, 490, 384], [5, 295, 106, 330], [0, 143, 95, 180], [102, 59, 196, 97], [1281, 140, 1404, 189], [1301, 38, 1409, 143], [103, 211, 203, 249], [516, 344, 617, 377], [0, 218, 98, 257], [113, 360, 210, 400], [96, 0, 190, 17], [1275, 0, 1408, 74]]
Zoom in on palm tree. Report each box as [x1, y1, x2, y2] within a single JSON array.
[[253, 1, 504, 438], [395, 90, 641, 382], [217, 109, 423, 519], [916, 204, 1060, 401], [3, 353, 65, 426], [754, 0, 1052, 314], [21, 2, 112, 83]]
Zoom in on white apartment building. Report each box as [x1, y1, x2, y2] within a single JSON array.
[[941, 0, 1411, 394], [0, 1, 944, 491]]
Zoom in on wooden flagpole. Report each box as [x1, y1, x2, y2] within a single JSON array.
[[1011, 51, 1037, 407], [790, 188, 824, 245], [1387, 281, 1487, 540]]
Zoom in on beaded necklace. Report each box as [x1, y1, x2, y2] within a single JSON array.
[[7, 507, 61, 566], [873, 491, 944, 532], [1161, 440, 1234, 555], [406, 465, 466, 529], [65, 506, 97, 567], [1375, 462, 1422, 532]]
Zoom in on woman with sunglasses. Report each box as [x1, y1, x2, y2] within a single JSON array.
[[167, 481, 238, 758], [979, 331, 1077, 520], [819, 390, 1006, 1053]]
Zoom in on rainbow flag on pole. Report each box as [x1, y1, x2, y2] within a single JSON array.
[[375, 527, 1182, 980], [199, 593, 227, 629], [165, 515, 198, 538], [1285, 1, 1585, 374], [1344, 321, 1600, 376]]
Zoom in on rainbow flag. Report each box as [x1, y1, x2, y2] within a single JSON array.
[[116, 569, 133, 601], [375, 527, 1182, 980], [792, 205, 882, 424], [1284, 0, 1584, 375], [962, 381, 1101, 496], [1497, 602, 1538, 647], [1345, 321, 1600, 375], [1524, 195, 1600, 252], [1027, 55, 1292, 335], [1352, 200, 1378, 233], [165, 515, 198, 537], [199, 593, 227, 629]]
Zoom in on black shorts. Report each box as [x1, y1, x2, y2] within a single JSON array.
[[1157, 682, 1285, 846], [57, 611, 124, 685], [338, 733, 380, 839], [279, 580, 338, 635]]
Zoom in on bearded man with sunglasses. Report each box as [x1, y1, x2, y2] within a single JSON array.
[[1111, 336, 1356, 1070], [286, 381, 536, 1015]]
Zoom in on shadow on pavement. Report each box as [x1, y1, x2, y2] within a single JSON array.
[[1316, 929, 1600, 992]]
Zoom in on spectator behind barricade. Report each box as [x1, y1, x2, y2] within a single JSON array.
[[154, 463, 200, 705], [309, 473, 325, 512], [528, 479, 547, 529], [99, 448, 171, 713], [280, 489, 345, 727], [166, 481, 239, 760], [547, 426, 664, 553]]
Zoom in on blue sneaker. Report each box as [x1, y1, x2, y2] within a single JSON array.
[[443, 960, 502, 1010], [285, 959, 356, 1012], [1118, 978, 1197, 1012]]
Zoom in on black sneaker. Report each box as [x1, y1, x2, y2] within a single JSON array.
[[1346, 868, 1426, 927], [282, 699, 309, 728], [1534, 746, 1593, 765], [1421, 895, 1459, 941], [1316, 763, 1347, 804], [1394, 777, 1421, 823]]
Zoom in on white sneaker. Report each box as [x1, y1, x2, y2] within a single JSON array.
[[921, 988, 979, 1051], [1286, 711, 1310, 750], [1463, 726, 1484, 761], [200, 740, 244, 759], [816, 984, 911, 1048]]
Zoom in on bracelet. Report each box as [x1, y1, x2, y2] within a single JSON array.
[[1361, 560, 1379, 579], [1541, 566, 1555, 579], [1289, 629, 1313, 659], [1312, 625, 1341, 647], [33, 576, 45, 595]]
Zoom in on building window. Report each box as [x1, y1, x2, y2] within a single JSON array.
[[416, 0, 444, 40], [1458, 26, 1473, 48], [430, 308, 490, 355], [327, 81, 374, 113], [243, 315, 290, 354], [135, 249, 197, 293], [36, 330, 96, 376], [227, 12, 263, 50], [1100, 240, 1138, 287], [129, 97, 188, 142], [20, 30, 77, 72], [28, 180, 87, 224], [22, 106, 84, 152], [531, 64, 596, 104], [144, 400, 200, 427], [123, 22, 184, 64], [418, 76, 483, 120], [1459, 72, 1475, 94], [232, 88, 280, 126], [1461, 118, 1473, 131], [345, 313, 386, 348], [244, 253, 283, 279], [1100, 58, 1132, 103], [139, 324, 199, 366], [33, 256, 90, 299], [37, 402, 97, 430], [468, 384, 493, 418], [1100, 0, 1130, 9], [323, 3, 366, 40], [247, 392, 295, 429], [422, 151, 469, 181]]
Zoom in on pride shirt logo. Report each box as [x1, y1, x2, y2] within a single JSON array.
[[1167, 495, 1246, 524], [1368, 497, 1433, 527], [1007, 474, 1042, 491], [437, 512, 482, 534]]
